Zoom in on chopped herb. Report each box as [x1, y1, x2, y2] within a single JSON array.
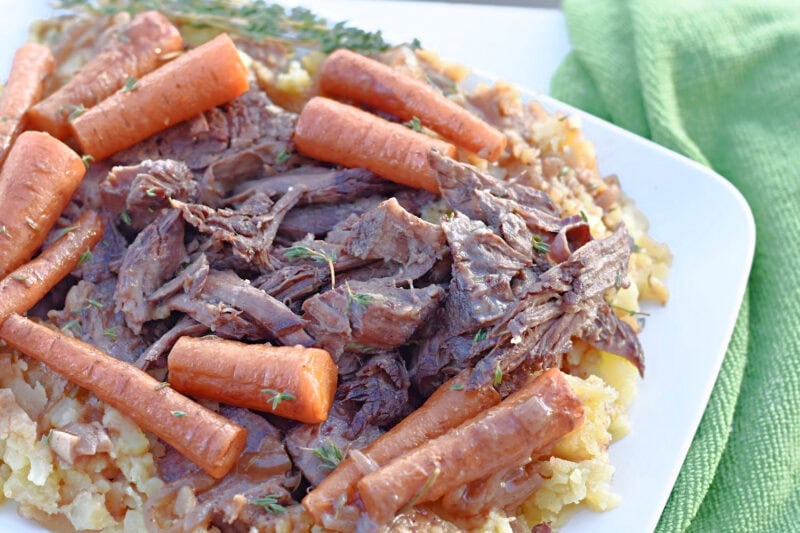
[[450, 383, 464, 391], [306, 439, 344, 470], [614, 270, 623, 290], [0, 225, 10, 238], [86, 298, 104, 309], [404, 116, 423, 132], [532, 235, 550, 254], [54, 225, 78, 239], [251, 494, 286, 515], [472, 328, 487, 343], [117, 30, 130, 42], [580, 210, 588, 223], [103, 326, 118, 340], [62, 103, 86, 121], [493, 362, 503, 387], [632, 243, 642, 253], [275, 149, 290, 164], [78, 250, 92, 265], [25, 217, 39, 231], [122, 76, 138, 92], [61, 319, 82, 334], [345, 281, 371, 308], [81, 154, 95, 168], [409, 37, 422, 50], [262, 388, 296, 410], [402, 466, 441, 513], [154, 382, 171, 391], [171, 410, 188, 418], [0, 116, 9, 122], [284, 245, 337, 289], [610, 304, 651, 317], [145, 187, 157, 197], [41, 429, 52, 444], [120, 211, 132, 225], [56, 1, 390, 54], [559, 165, 570, 177]]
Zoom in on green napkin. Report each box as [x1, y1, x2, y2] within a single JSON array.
[[550, 0, 800, 530]]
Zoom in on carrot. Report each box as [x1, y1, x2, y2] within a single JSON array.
[[27, 11, 183, 140], [356, 368, 584, 525], [294, 97, 456, 193], [302, 370, 500, 525], [0, 131, 86, 278], [0, 314, 247, 479], [70, 33, 249, 161], [0, 43, 54, 165], [167, 336, 338, 424], [320, 49, 507, 161], [0, 211, 102, 325]]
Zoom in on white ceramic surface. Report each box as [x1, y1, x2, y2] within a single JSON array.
[[0, 2, 754, 532]]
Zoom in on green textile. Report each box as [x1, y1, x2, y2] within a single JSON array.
[[550, 0, 800, 530]]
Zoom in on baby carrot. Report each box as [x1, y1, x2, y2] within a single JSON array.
[[0, 314, 247, 479], [294, 97, 456, 193], [0, 130, 86, 278], [167, 336, 338, 424], [0, 211, 102, 325], [356, 368, 584, 525], [320, 49, 507, 161], [0, 43, 54, 165], [302, 370, 500, 525], [70, 33, 249, 161], [27, 11, 183, 140]]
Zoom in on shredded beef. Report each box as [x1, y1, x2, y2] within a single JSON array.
[[100, 159, 199, 230], [48, 279, 145, 363], [69, 210, 128, 283], [580, 303, 645, 376], [114, 209, 187, 334], [302, 279, 445, 358], [277, 196, 384, 241]]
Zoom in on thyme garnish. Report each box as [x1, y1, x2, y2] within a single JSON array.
[[580, 209, 588, 223], [61, 319, 82, 334], [532, 235, 550, 254], [473, 328, 487, 344], [62, 103, 86, 121], [171, 410, 188, 417], [284, 244, 337, 289], [262, 388, 296, 410], [81, 154, 94, 168], [275, 149, 290, 164], [404, 116, 423, 132], [25, 217, 39, 231], [103, 326, 118, 340], [493, 362, 503, 387], [251, 494, 286, 515], [78, 250, 92, 265], [450, 383, 464, 391], [306, 439, 344, 470], [120, 211, 132, 225], [610, 304, 651, 317], [122, 76, 137, 92]]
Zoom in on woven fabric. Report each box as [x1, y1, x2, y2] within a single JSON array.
[[550, 1, 800, 530]]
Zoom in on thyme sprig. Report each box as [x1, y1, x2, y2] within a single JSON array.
[[284, 244, 337, 289], [305, 439, 345, 471], [56, 0, 391, 54], [251, 494, 286, 515], [262, 388, 296, 411]]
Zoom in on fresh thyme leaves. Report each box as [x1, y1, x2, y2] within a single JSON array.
[[409, 37, 422, 50], [284, 245, 337, 289], [275, 149, 290, 164], [306, 439, 344, 470], [404, 116, 423, 132], [145, 187, 157, 197], [62, 103, 86, 121], [610, 304, 651, 317], [154, 381, 170, 391], [78, 250, 92, 265], [122, 76, 138, 92], [251, 494, 286, 515], [473, 328, 488, 344], [61, 319, 82, 334], [532, 235, 550, 254], [450, 383, 465, 391], [171, 410, 188, 417], [401, 466, 441, 513], [25, 217, 39, 231], [559, 165, 570, 177], [57, 1, 390, 54], [493, 362, 503, 387], [86, 298, 104, 309], [117, 30, 130, 42], [580, 209, 588, 223], [262, 388, 296, 410], [103, 326, 118, 340], [81, 154, 94, 168], [120, 211, 132, 225], [345, 281, 371, 308]]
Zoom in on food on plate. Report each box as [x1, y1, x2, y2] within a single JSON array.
[[0, 1, 672, 531]]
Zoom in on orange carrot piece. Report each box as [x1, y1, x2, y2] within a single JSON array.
[[302, 371, 500, 525], [294, 97, 456, 193], [167, 336, 338, 424], [0, 314, 247, 479], [0, 43, 54, 165], [356, 368, 584, 525], [0, 211, 102, 325], [70, 33, 249, 161], [0, 130, 86, 278], [320, 49, 507, 161], [27, 11, 183, 140]]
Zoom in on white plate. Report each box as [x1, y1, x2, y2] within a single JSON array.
[[0, 2, 754, 532]]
